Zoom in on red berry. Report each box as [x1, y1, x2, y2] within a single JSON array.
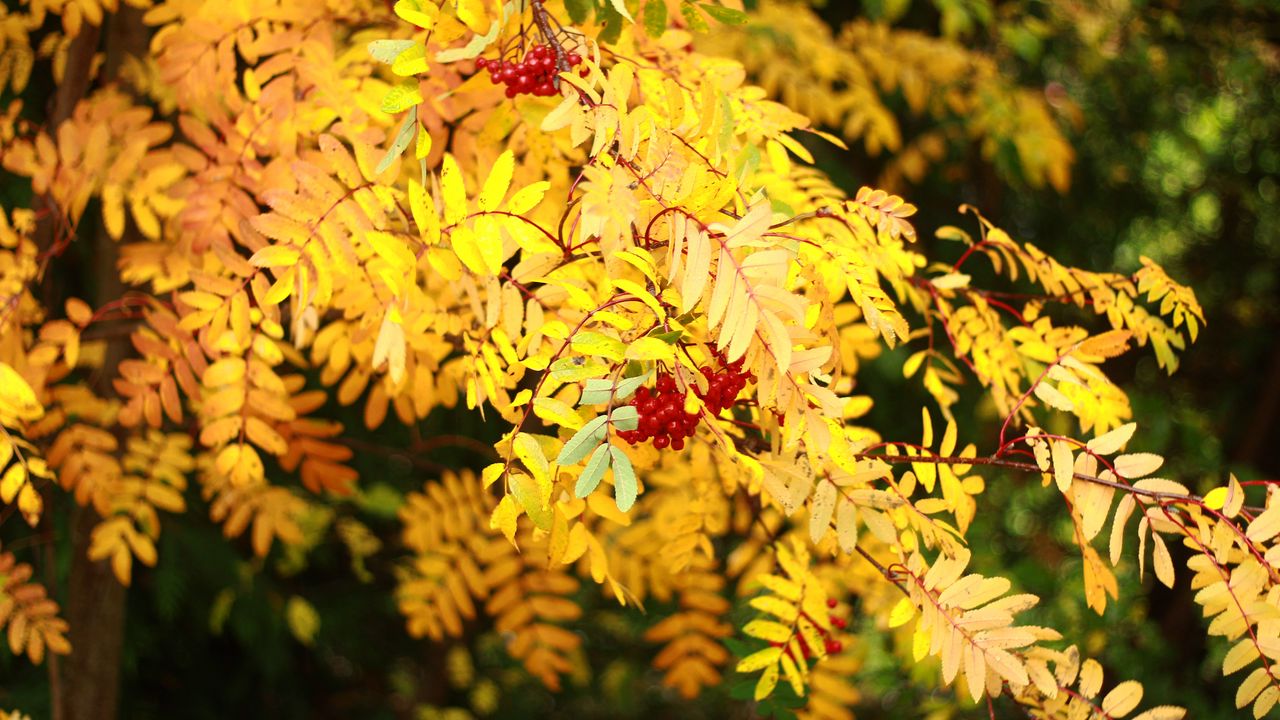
[[654, 435, 669, 450], [826, 598, 838, 609], [831, 617, 847, 630], [505, 86, 518, 98], [825, 640, 843, 654], [568, 52, 581, 65], [476, 58, 488, 69], [579, 67, 590, 78], [671, 437, 685, 451]]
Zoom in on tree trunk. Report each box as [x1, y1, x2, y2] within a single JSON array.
[[54, 8, 150, 720]]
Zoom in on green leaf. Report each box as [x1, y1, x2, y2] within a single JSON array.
[[355, 482, 406, 518], [610, 446, 637, 511], [436, 17, 502, 63], [571, 330, 626, 361], [609, 0, 634, 22], [579, 373, 650, 405], [557, 415, 609, 465], [368, 39, 417, 64], [285, 596, 320, 646], [647, 329, 683, 344], [380, 82, 423, 113], [644, 0, 667, 36], [564, 0, 592, 23], [680, 3, 710, 33], [600, 3, 625, 44], [549, 357, 611, 383], [575, 444, 612, 497], [699, 3, 747, 25], [735, 142, 761, 185], [376, 112, 417, 175], [611, 405, 639, 431], [510, 471, 552, 530], [718, 93, 734, 154]]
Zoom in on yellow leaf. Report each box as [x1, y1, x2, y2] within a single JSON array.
[[1157, 530, 1172, 586], [624, 337, 675, 362], [1078, 330, 1133, 359], [0, 364, 42, 424], [372, 314, 407, 384], [448, 225, 490, 277], [743, 620, 792, 643], [1203, 486, 1229, 511], [1223, 474, 1245, 518], [1033, 382, 1075, 412], [912, 627, 930, 662], [888, 597, 916, 628], [249, 245, 301, 268], [1051, 440, 1074, 492], [757, 574, 801, 601], [1132, 707, 1186, 720], [245, 417, 288, 456], [1113, 453, 1163, 479], [506, 181, 549, 214], [102, 183, 125, 239], [17, 483, 42, 525], [1087, 422, 1137, 455], [65, 297, 92, 326], [930, 273, 970, 290], [754, 662, 780, 700], [440, 153, 467, 226], [1247, 505, 1280, 544], [394, 0, 437, 29], [367, 231, 417, 272], [490, 495, 519, 544], [1101, 679, 1144, 717], [1, 463, 27, 503], [415, 125, 432, 160], [779, 651, 805, 697], [1222, 637, 1257, 676], [736, 646, 782, 673], [477, 150, 513, 211], [532, 397, 585, 431], [203, 358, 246, 387], [409, 177, 439, 243], [809, 479, 835, 544]]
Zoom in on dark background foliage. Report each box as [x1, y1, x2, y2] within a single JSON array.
[[3, 0, 1278, 717]]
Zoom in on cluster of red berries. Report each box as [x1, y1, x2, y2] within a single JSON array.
[[695, 356, 752, 416], [476, 44, 585, 98], [616, 373, 697, 451], [616, 359, 753, 451], [769, 599, 847, 660]]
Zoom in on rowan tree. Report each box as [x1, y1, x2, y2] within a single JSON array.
[[0, 1, 1269, 718]]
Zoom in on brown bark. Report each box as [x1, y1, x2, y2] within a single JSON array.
[[50, 8, 150, 720], [35, 20, 99, 720]]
